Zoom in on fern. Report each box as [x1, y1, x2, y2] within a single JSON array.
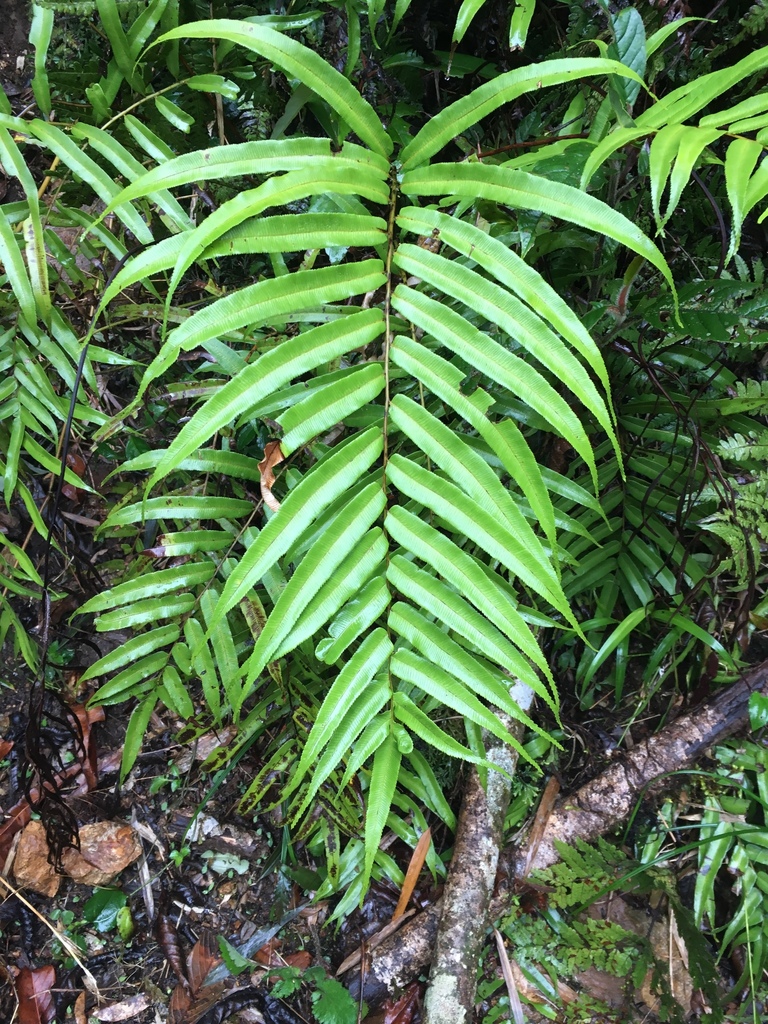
[[57, 23, 668, 894], [8, 5, 767, 901]]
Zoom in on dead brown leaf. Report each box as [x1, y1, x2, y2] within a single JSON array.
[[167, 931, 226, 1024], [379, 981, 421, 1024], [519, 775, 559, 880], [61, 821, 141, 885], [13, 820, 60, 897], [187, 930, 221, 993], [283, 951, 312, 969], [258, 440, 285, 512], [91, 994, 151, 1021], [16, 965, 56, 1024], [392, 827, 430, 922], [73, 991, 87, 1024]]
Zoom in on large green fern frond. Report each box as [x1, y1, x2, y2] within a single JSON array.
[[75, 19, 685, 894]]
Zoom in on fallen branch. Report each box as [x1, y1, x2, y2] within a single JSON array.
[[423, 707, 529, 1024], [513, 657, 768, 876], [345, 659, 768, 1006]]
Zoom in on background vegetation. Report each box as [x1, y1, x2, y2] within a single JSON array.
[[2, 1, 768, 1020]]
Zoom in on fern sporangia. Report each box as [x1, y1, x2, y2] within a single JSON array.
[[5, 15, 763, 896]]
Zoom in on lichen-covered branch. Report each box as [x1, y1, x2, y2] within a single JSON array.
[[513, 658, 768, 876], [423, 708, 528, 1024]]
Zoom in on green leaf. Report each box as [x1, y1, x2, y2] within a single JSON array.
[[609, 6, 646, 107], [83, 889, 127, 933], [386, 555, 546, 702], [241, 482, 387, 686], [288, 627, 393, 793], [200, 589, 241, 712], [137, 263, 386, 418], [116, 906, 134, 941], [316, 575, 390, 664], [453, 0, 485, 44], [638, 44, 768, 131], [79, 563, 215, 613], [401, 162, 676, 304], [694, 810, 733, 928], [391, 646, 521, 751], [388, 395, 557, 584], [121, 696, 159, 783], [385, 506, 557, 702], [120, 449, 263, 481], [363, 732, 402, 899], [398, 184, 611, 397], [104, 496, 252, 527], [389, 602, 541, 743], [389, 334, 560, 555], [509, 0, 536, 50], [0, 208, 35, 328], [213, 427, 384, 628], [207, 213, 387, 257], [293, 672, 392, 820], [29, 121, 153, 243], [161, 665, 194, 719], [725, 138, 763, 264], [578, 607, 648, 690], [123, 114, 175, 162], [271, 530, 388, 662], [217, 936, 255, 977], [96, 0, 143, 90], [401, 58, 644, 170], [279, 362, 386, 454], [82, 651, 166, 708], [106, 139, 387, 206], [155, 95, 194, 132], [186, 74, 239, 99], [154, 20, 392, 157], [386, 454, 573, 623], [161, 168, 386, 319], [81, 625, 180, 681], [72, 122, 191, 230], [23, 215, 51, 325], [312, 974, 359, 1024], [393, 691, 491, 765], [30, 3, 54, 116], [185, 617, 222, 723], [651, 125, 721, 233], [340, 714, 389, 788], [391, 284, 596, 487], [645, 17, 705, 58], [95, 595, 197, 631]]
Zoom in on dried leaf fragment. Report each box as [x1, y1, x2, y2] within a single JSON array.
[[258, 440, 285, 512]]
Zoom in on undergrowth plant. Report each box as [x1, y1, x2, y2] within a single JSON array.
[[1, 1, 768, 909]]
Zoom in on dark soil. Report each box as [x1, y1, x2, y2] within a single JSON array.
[[0, 0, 31, 91]]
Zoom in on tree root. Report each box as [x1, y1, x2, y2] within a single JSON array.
[[344, 659, 768, 1007]]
